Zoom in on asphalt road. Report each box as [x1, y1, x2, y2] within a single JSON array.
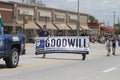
[[0, 42, 120, 80]]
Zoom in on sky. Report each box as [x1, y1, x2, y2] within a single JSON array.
[[1, 0, 120, 26]]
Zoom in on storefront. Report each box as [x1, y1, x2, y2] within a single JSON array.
[[0, 1, 89, 42]]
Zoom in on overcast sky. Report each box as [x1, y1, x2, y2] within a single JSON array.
[[2, 0, 120, 26]]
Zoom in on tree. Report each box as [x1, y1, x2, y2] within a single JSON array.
[[29, 0, 36, 4], [89, 15, 98, 22], [36, 0, 46, 7], [27, 0, 46, 6], [9, 0, 46, 7], [114, 24, 120, 35], [21, 0, 25, 3]]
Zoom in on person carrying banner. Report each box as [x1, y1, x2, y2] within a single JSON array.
[[38, 25, 50, 58], [38, 25, 50, 37]]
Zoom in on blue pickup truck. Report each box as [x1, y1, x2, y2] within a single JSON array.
[[0, 15, 25, 68], [0, 28, 25, 68], [0, 16, 25, 68]]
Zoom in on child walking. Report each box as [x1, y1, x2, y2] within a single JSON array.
[[106, 40, 111, 56]]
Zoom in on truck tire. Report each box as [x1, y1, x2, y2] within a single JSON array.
[[82, 54, 86, 60], [5, 48, 19, 68]]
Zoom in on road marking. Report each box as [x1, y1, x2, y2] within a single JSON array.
[[0, 57, 80, 71], [0, 52, 106, 71], [0, 59, 65, 71], [103, 67, 117, 73]]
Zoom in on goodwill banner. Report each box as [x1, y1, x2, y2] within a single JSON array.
[[35, 36, 89, 53]]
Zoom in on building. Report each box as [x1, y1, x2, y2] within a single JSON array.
[[88, 22, 110, 35], [88, 22, 99, 36], [0, 1, 89, 42], [0, 1, 22, 33]]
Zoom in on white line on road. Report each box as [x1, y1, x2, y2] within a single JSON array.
[[103, 67, 117, 73]]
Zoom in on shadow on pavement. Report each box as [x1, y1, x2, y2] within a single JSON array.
[[33, 56, 82, 61]]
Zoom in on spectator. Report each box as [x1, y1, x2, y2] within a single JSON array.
[[118, 35, 120, 46], [81, 30, 88, 36], [28, 32, 32, 42], [110, 34, 117, 55], [106, 39, 111, 56]]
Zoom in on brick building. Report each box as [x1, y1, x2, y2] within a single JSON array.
[[0, 1, 89, 42]]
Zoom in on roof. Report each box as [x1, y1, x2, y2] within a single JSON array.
[[54, 23, 71, 30], [36, 21, 57, 30], [17, 21, 40, 29], [67, 23, 76, 30], [88, 22, 99, 28], [80, 24, 89, 30], [105, 27, 115, 32], [88, 22, 99, 26]]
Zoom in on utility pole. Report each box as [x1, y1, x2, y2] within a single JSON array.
[[77, 0, 80, 36], [118, 17, 120, 24], [107, 21, 109, 26], [113, 11, 116, 27]]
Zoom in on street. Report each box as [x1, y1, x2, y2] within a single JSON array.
[[0, 42, 120, 80]]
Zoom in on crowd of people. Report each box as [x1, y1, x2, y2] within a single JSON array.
[[89, 33, 120, 56], [89, 35, 106, 44], [106, 34, 117, 56]]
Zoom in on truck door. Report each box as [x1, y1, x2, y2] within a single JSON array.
[[0, 28, 5, 57]]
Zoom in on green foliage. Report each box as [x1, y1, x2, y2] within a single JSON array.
[[114, 24, 120, 35], [21, 0, 46, 7], [89, 15, 98, 22]]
